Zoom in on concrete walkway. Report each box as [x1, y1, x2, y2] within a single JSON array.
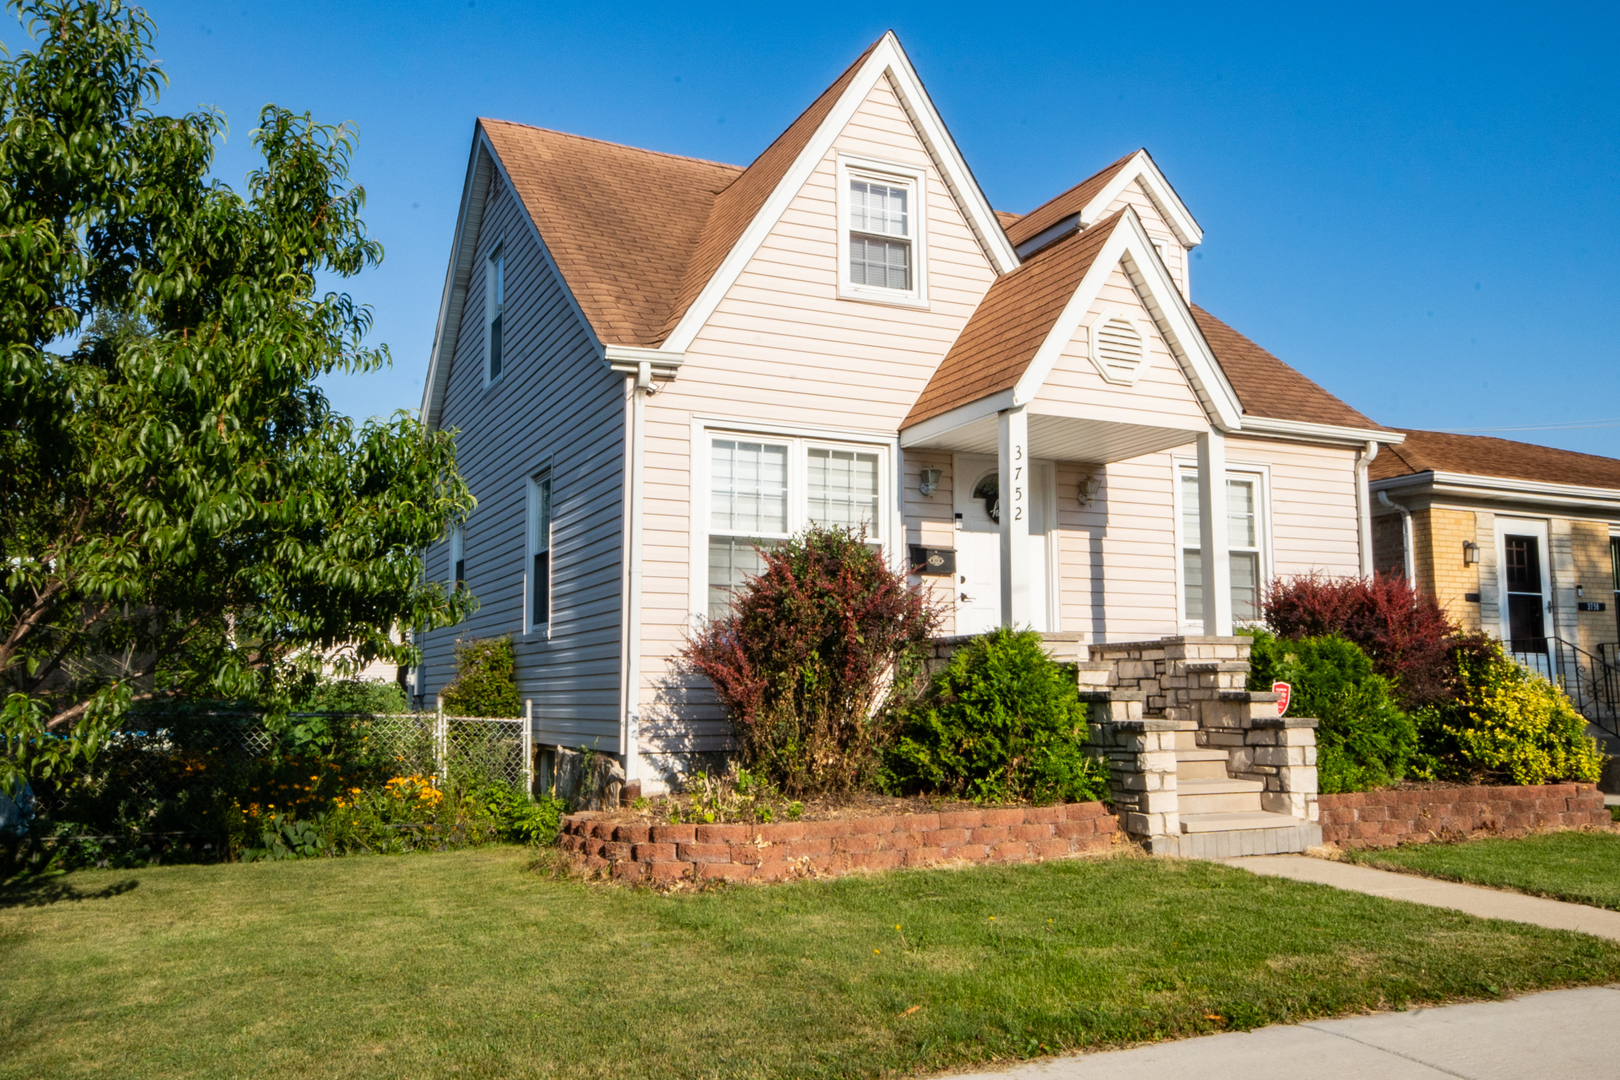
[[1224, 853, 1620, 942], [949, 985, 1620, 1079]]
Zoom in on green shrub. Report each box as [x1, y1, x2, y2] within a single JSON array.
[[1414, 641, 1603, 786], [291, 677, 409, 715], [884, 628, 1108, 804], [441, 637, 522, 718], [1244, 630, 1416, 793]]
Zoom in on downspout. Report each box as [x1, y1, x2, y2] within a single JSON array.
[[1377, 490, 1416, 586], [1355, 440, 1378, 577], [620, 361, 652, 800]]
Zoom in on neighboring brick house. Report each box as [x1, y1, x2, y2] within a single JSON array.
[[1370, 429, 1620, 729]]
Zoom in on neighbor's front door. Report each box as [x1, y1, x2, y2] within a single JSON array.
[[1496, 518, 1552, 676]]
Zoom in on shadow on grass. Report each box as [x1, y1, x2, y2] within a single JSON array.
[[0, 876, 140, 909]]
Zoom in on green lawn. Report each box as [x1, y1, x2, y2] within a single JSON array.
[[4, 849, 1619, 1080], [1348, 831, 1620, 911]]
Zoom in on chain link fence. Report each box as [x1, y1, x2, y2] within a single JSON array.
[[9, 707, 533, 865]]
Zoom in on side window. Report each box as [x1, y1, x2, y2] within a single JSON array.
[[449, 525, 465, 592], [528, 472, 551, 633], [486, 246, 504, 384], [1181, 469, 1266, 626]]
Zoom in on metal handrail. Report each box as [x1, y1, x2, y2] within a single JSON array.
[[1508, 636, 1620, 742]]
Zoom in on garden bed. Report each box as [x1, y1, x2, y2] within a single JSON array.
[[560, 801, 1120, 884], [1319, 783, 1610, 849]]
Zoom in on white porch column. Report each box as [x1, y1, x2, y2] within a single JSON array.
[[999, 406, 1032, 627], [1197, 429, 1234, 636]]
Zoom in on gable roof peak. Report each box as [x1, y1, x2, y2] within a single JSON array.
[[1006, 147, 1201, 254]]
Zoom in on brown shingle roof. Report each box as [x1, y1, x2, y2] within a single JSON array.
[[481, 119, 741, 346], [904, 212, 1127, 428], [994, 209, 1023, 230], [657, 38, 881, 340], [1370, 429, 1620, 490], [1003, 151, 1138, 249], [1190, 306, 1384, 430]]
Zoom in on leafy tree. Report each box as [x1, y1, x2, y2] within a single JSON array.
[[0, 0, 472, 786], [440, 637, 522, 718]]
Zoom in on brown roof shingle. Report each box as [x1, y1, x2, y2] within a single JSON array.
[[658, 38, 881, 341], [1370, 429, 1620, 490], [1190, 306, 1384, 430], [903, 212, 1127, 428], [481, 120, 741, 346], [1003, 151, 1138, 249]]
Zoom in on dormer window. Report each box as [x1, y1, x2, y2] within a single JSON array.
[[836, 156, 927, 307], [485, 245, 504, 384]]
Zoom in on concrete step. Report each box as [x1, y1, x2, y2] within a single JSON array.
[[1167, 819, 1323, 858], [1175, 748, 1229, 761], [1180, 810, 1304, 833], [1179, 778, 1265, 815], [1172, 729, 1199, 750], [1175, 748, 1231, 781]]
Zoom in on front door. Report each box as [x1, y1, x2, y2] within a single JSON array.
[[952, 454, 1052, 634], [1497, 519, 1552, 676]]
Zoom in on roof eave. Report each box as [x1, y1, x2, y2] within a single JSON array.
[[1371, 469, 1620, 512]]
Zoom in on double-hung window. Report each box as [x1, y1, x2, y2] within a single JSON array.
[[486, 246, 504, 384], [527, 471, 551, 634], [704, 433, 887, 620], [1179, 467, 1267, 626], [837, 157, 926, 305]]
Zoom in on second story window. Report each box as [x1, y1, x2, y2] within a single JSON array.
[[486, 246, 504, 384], [449, 524, 465, 592], [836, 157, 927, 306], [849, 179, 910, 289]]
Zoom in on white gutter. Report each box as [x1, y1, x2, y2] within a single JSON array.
[[1356, 440, 1378, 577], [1237, 416, 1405, 449], [1371, 470, 1620, 514], [1377, 490, 1416, 585]]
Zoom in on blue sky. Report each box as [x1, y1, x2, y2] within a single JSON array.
[[9, 1, 1618, 454]]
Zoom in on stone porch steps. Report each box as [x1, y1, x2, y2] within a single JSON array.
[[1179, 810, 1308, 833], [1179, 777, 1267, 815]]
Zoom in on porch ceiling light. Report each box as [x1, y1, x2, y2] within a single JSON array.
[[919, 468, 943, 497], [1463, 540, 1480, 565], [1079, 472, 1102, 506]]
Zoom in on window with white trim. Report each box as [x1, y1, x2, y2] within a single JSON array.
[[705, 434, 886, 620], [836, 157, 927, 306], [527, 471, 551, 634], [449, 525, 465, 592], [485, 246, 504, 383], [1179, 468, 1267, 626]]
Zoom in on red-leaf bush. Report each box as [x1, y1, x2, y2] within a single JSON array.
[[680, 527, 942, 795], [1262, 572, 1461, 708]]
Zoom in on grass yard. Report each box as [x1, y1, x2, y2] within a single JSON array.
[[1348, 830, 1620, 911], [4, 849, 1620, 1080]]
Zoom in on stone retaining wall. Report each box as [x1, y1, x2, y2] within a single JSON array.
[[1319, 783, 1609, 848], [559, 802, 1119, 884]]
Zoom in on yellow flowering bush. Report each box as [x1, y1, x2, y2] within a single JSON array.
[[1416, 642, 1603, 785]]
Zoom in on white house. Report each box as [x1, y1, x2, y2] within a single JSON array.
[[415, 32, 1399, 803]]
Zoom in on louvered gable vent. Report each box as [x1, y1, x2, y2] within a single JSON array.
[[1091, 313, 1148, 385]]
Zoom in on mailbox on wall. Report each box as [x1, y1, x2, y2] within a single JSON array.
[[908, 546, 956, 576]]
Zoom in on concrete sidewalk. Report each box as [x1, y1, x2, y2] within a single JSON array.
[[1224, 853, 1620, 942], [949, 985, 1620, 1079]]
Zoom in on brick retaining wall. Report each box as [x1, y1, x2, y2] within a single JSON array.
[[1319, 783, 1609, 849], [559, 802, 1119, 884]]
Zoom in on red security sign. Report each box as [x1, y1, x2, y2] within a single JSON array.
[[1273, 682, 1291, 717]]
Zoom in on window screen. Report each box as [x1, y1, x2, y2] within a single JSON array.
[[530, 474, 551, 631], [487, 248, 504, 381], [1182, 472, 1263, 624], [849, 179, 911, 290], [807, 448, 880, 537]]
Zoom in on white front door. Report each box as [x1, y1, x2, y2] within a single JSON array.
[[1495, 517, 1552, 677], [953, 454, 1052, 633]]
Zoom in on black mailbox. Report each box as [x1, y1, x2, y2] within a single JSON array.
[[909, 546, 956, 576]]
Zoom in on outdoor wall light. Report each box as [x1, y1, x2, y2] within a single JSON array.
[[1463, 540, 1480, 565], [919, 468, 943, 496], [1079, 472, 1102, 506]]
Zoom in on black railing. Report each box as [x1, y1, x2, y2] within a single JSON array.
[[1507, 636, 1620, 742]]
